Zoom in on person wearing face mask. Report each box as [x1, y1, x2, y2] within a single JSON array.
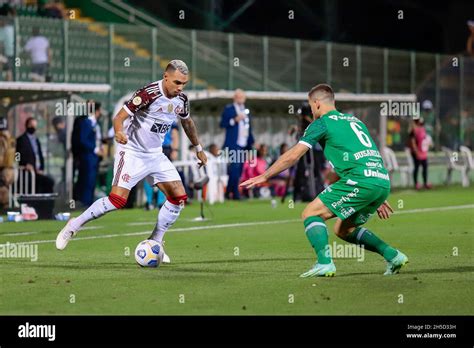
[[15, 117, 54, 193]]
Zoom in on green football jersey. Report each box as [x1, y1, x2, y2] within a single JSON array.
[[299, 110, 390, 188]]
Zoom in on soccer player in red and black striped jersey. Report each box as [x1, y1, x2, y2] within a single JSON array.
[[56, 60, 207, 263]]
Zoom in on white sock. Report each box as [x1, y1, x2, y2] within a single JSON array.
[[149, 200, 183, 243], [70, 196, 118, 232]]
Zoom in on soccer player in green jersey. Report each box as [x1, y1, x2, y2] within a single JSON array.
[[240, 84, 408, 277]]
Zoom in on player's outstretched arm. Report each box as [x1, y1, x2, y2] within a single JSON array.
[[240, 143, 308, 189], [114, 108, 130, 144]]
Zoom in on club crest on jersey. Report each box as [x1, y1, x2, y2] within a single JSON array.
[[122, 173, 131, 183], [174, 105, 184, 115], [167, 103, 173, 113], [132, 96, 142, 106]]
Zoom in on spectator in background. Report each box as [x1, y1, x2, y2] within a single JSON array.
[[0, 10, 14, 81], [38, 0, 68, 19], [52, 116, 66, 149], [72, 101, 103, 206], [421, 100, 435, 139], [408, 116, 432, 190], [15, 117, 55, 193], [51, 115, 66, 188], [205, 143, 226, 204], [220, 89, 254, 200], [0, 3, 16, 17], [291, 102, 326, 201], [0, 117, 15, 211], [467, 20, 474, 57], [24, 27, 51, 82], [268, 143, 292, 198], [240, 144, 268, 198]]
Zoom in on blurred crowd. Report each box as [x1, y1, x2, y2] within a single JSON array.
[[1, 85, 474, 213], [0, 0, 67, 82]]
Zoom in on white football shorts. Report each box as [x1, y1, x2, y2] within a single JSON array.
[[111, 147, 181, 190]]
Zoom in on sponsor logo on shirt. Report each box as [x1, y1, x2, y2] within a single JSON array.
[[365, 161, 383, 168], [340, 207, 356, 218], [363, 169, 389, 180], [328, 114, 360, 122], [353, 149, 381, 160], [331, 188, 359, 209]]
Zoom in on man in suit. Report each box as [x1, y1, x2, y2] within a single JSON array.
[[15, 117, 54, 193], [72, 101, 103, 206], [220, 89, 254, 200]]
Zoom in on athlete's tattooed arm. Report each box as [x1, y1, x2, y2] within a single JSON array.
[[180, 117, 207, 167], [180, 117, 199, 147]]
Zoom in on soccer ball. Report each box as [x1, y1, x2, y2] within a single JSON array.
[[134, 240, 164, 267]]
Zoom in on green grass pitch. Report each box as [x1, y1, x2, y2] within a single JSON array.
[[0, 186, 472, 315]]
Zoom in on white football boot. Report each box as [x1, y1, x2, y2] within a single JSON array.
[[55, 218, 78, 250], [161, 240, 171, 264]]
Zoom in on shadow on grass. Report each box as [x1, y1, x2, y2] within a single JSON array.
[[338, 265, 474, 278], [179, 257, 309, 265]]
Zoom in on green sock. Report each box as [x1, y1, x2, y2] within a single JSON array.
[[304, 216, 332, 265], [345, 227, 398, 261]]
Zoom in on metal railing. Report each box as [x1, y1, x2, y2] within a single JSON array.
[[8, 166, 36, 208]]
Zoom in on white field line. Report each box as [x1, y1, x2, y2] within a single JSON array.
[[0, 225, 102, 237], [3, 231, 38, 236], [394, 204, 474, 215], [1, 204, 472, 246], [127, 204, 474, 225]]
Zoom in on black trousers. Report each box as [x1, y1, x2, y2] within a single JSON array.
[[411, 153, 428, 185]]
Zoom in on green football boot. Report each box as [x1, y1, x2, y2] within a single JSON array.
[[299, 261, 336, 278]]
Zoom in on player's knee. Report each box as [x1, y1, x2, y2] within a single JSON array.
[[301, 207, 332, 221], [109, 193, 127, 209], [167, 194, 188, 207], [301, 208, 322, 221], [301, 209, 311, 220], [334, 224, 355, 239], [333, 224, 345, 238]]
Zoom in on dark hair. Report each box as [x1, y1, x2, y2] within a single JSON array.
[[25, 117, 36, 128], [257, 144, 267, 158], [298, 102, 312, 117], [52, 116, 65, 127], [308, 84, 335, 103]]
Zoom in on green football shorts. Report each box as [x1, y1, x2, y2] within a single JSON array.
[[318, 179, 390, 225]]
